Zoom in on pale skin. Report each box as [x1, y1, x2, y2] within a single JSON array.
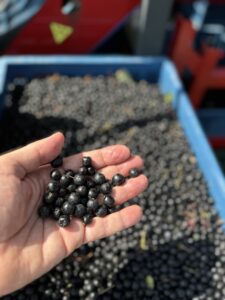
[[0, 132, 148, 296]]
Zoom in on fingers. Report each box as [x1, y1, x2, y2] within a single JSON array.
[[4, 132, 64, 178], [99, 155, 143, 179], [63, 145, 131, 171], [112, 175, 148, 205], [83, 205, 142, 243]]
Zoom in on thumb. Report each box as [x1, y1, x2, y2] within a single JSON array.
[[4, 132, 64, 177]]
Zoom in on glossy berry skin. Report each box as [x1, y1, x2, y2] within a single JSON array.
[[79, 166, 88, 175], [74, 204, 86, 218], [129, 168, 140, 178], [96, 205, 108, 217], [65, 169, 75, 177], [62, 201, 75, 215], [58, 215, 70, 227], [74, 174, 86, 186], [67, 184, 76, 193], [44, 192, 57, 204], [83, 214, 93, 225], [94, 173, 106, 185], [87, 166, 95, 176], [68, 192, 80, 205], [53, 207, 62, 220], [48, 180, 60, 192], [50, 169, 61, 180], [60, 175, 72, 188], [112, 174, 126, 186], [55, 197, 64, 207], [87, 199, 99, 212], [82, 156, 92, 167], [88, 188, 99, 199], [100, 182, 112, 194], [103, 195, 115, 208], [38, 205, 51, 218], [76, 185, 88, 196], [51, 155, 63, 168]]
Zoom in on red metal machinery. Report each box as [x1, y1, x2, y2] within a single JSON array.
[[170, 16, 224, 107], [4, 0, 140, 55]]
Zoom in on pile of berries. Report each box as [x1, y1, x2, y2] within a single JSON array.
[[38, 154, 140, 227], [1, 74, 225, 300]]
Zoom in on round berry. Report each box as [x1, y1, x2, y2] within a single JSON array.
[[68, 192, 80, 205], [38, 205, 51, 218], [96, 205, 108, 217], [129, 168, 140, 178], [60, 174, 72, 188], [74, 174, 86, 186], [87, 198, 99, 212], [87, 166, 95, 176], [67, 184, 76, 193], [100, 182, 112, 194], [48, 180, 60, 192], [51, 155, 63, 168], [76, 185, 88, 196], [74, 204, 86, 218], [103, 195, 115, 208], [79, 166, 88, 175], [83, 214, 93, 225], [112, 173, 126, 186], [62, 201, 75, 215], [82, 156, 92, 167], [50, 169, 61, 180], [94, 173, 106, 185], [58, 215, 70, 227], [88, 188, 99, 199], [44, 192, 57, 204], [86, 178, 96, 189]]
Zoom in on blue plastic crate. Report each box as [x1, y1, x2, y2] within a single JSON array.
[[0, 55, 225, 224]]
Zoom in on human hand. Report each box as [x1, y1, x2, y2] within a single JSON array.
[[0, 132, 148, 296]]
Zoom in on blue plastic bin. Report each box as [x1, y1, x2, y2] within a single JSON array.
[[0, 55, 225, 224]]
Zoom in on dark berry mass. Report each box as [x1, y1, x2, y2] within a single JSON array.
[[87, 198, 99, 212], [68, 192, 80, 205], [79, 166, 88, 175], [52, 207, 62, 220], [74, 204, 86, 218], [7, 74, 220, 300], [44, 191, 57, 204], [76, 185, 88, 196], [48, 180, 60, 192], [51, 155, 63, 168], [88, 187, 99, 199], [58, 215, 70, 227], [60, 174, 72, 188], [112, 173, 126, 186]]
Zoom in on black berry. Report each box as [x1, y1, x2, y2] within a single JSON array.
[[67, 184, 76, 193], [76, 185, 88, 196], [83, 214, 93, 225], [82, 156, 92, 167], [60, 174, 72, 188], [74, 204, 86, 218], [87, 199, 99, 212], [53, 207, 62, 220], [58, 215, 70, 227], [44, 191, 57, 204], [88, 188, 99, 199], [48, 180, 60, 192], [129, 168, 140, 178], [103, 195, 115, 208], [96, 205, 108, 217], [100, 182, 112, 194], [62, 201, 75, 215], [68, 192, 80, 205], [65, 169, 75, 177], [74, 174, 86, 186], [93, 173, 106, 185], [50, 169, 61, 180], [55, 197, 64, 207], [38, 205, 51, 218], [112, 174, 126, 186], [87, 166, 95, 176]]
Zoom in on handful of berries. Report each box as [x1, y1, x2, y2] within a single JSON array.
[[38, 154, 141, 227]]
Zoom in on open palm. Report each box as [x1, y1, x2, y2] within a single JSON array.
[[0, 133, 148, 296]]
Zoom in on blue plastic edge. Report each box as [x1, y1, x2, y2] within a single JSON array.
[[0, 55, 225, 225]]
